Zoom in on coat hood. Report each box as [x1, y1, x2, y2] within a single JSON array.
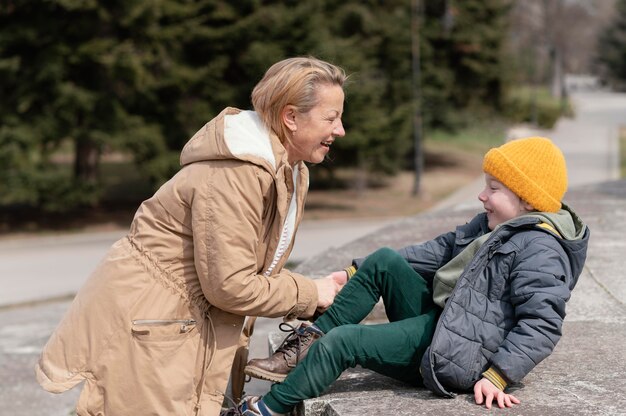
[[180, 107, 287, 175], [505, 204, 590, 291]]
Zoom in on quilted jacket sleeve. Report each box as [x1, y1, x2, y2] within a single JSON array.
[[191, 160, 317, 319], [396, 231, 457, 284], [490, 234, 571, 383]]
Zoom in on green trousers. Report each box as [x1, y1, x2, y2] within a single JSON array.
[[263, 247, 440, 413]]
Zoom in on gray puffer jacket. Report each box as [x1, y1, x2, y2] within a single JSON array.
[[361, 206, 589, 397]]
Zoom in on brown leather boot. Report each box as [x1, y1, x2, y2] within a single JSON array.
[[244, 321, 324, 382]]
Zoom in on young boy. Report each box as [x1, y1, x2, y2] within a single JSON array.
[[223, 137, 590, 415]]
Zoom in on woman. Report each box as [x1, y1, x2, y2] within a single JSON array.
[[35, 57, 347, 416]]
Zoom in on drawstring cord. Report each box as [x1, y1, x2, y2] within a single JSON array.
[[194, 310, 217, 415], [220, 394, 241, 415]]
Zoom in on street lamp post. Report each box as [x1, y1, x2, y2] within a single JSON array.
[[411, 0, 423, 196]]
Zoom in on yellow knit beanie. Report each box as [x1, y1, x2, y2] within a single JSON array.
[[482, 137, 567, 213]]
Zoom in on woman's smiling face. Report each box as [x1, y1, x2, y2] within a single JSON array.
[[284, 84, 345, 165]]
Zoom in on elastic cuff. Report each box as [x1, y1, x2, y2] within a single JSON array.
[[482, 367, 508, 391], [257, 398, 282, 416], [262, 392, 293, 415], [344, 266, 357, 280]]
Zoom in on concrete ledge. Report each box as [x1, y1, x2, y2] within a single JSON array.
[[291, 319, 626, 416], [292, 180, 626, 416]]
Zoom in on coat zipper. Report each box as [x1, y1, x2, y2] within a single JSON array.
[[425, 229, 503, 396], [132, 319, 197, 332]]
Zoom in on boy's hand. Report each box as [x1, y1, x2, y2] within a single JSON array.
[[474, 378, 520, 409], [326, 270, 349, 288]]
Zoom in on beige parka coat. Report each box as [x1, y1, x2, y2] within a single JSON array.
[[35, 108, 318, 415]]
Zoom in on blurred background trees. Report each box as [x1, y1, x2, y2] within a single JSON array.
[[0, 0, 619, 215], [598, 0, 626, 90], [506, 0, 616, 124]]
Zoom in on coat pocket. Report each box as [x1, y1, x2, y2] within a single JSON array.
[[461, 341, 483, 390], [131, 318, 198, 341], [486, 243, 517, 301], [126, 317, 201, 412]]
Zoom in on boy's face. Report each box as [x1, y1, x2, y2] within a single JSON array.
[[478, 174, 533, 230]]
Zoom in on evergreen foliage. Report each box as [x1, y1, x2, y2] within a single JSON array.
[[598, 0, 626, 89], [0, 0, 186, 209], [0, 0, 513, 212]]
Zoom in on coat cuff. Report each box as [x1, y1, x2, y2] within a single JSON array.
[[284, 271, 318, 320], [482, 366, 508, 391]]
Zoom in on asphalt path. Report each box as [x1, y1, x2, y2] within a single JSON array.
[[0, 219, 397, 308]]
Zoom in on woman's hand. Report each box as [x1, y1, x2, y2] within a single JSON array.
[[474, 378, 520, 409], [327, 270, 349, 287], [314, 278, 341, 310]]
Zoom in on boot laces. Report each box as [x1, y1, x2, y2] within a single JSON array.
[[276, 322, 312, 362], [220, 394, 261, 416]]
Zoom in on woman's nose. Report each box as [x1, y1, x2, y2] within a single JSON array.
[[334, 120, 346, 137]]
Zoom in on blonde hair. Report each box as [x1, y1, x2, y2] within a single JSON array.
[[251, 57, 347, 144]]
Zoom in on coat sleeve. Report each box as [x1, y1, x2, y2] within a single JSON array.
[[490, 236, 572, 384], [191, 160, 317, 319], [397, 231, 457, 284]]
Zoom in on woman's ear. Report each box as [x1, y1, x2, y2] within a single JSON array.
[[281, 105, 298, 133]]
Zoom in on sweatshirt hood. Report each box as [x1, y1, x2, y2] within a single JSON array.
[[515, 203, 590, 290], [180, 107, 285, 174], [527, 203, 587, 241]]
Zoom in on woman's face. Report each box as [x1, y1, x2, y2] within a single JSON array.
[[285, 84, 345, 165]]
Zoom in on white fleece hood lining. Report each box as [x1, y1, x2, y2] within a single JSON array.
[[224, 111, 276, 171]]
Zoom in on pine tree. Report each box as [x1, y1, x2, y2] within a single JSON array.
[[598, 0, 626, 89], [0, 0, 191, 210]]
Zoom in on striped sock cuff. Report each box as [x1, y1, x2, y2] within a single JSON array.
[[482, 367, 508, 391], [344, 265, 357, 280]]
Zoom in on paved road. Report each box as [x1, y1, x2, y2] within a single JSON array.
[[0, 90, 624, 415], [0, 231, 125, 307], [0, 219, 397, 308], [549, 91, 622, 185]]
